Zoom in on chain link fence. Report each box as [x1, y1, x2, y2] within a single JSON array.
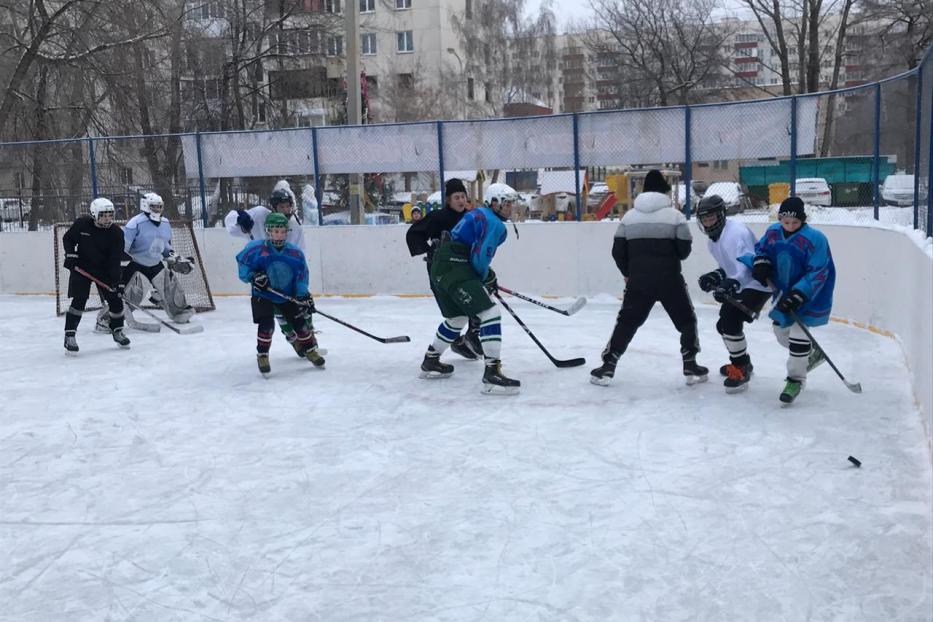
[[1, 49, 931, 237]]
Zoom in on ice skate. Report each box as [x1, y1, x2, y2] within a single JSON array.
[[450, 335, 479, 360], [64, 333, 79, 356], [683, 359, 709, 385], [465, 328, 484, 358], [111, 328, 131, 349], [779, 377, 804, 405], [723, 363, 752, 394], [590, 350, 620, 386], [305, 346, 326, 368], [481, 359, 520, 395], [257, 353, 271, 377], [720, 362, 753, 377], [420, 348, 454, 378]]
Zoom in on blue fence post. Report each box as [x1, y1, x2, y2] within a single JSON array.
[[927, 72, 933, 238], [913, 69, 923, 230], [684, 105, 692, 218], [87, 136, 98, 198], [437, 121, 446, 207], [790, 96, 798, 197], [195, 131, 208, 227], [873, 82, 882, 220], [311, 126, 323, 226], [572, 112, 582, 221]]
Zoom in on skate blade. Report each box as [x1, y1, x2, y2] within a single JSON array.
[[116, 344, 131, 350], [481, 383, 520, 396], [589, 375, 611, 387], [419, 370, 453, 379], [260, 371, 270, 379], [64, 350, 79, 357], [724, 383, 749, 394], [685, 374, 708, 386]]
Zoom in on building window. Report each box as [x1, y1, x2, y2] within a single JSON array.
[[397, 73, 414, 90], [366, 75, 378, 95], [465, 0, 472, 19], [396, 30, 414, 53], [200, 1, 226, 19], [326, 35, 343, 56], [396, 0, 411, 7], [361, 32, 376, 55], [360, 0, 375, 12], [325, 0, 341, 13], [467, 77, 474, 100], [484, 81, 491, 103]]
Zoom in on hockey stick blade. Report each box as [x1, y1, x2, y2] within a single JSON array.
[[498, 285, 587, 317], [494, 292, 586, 368], [553, 356, 587, 368], [564, 297, 588, 316], [173, 322, 204, 335], [383, 335, 412, 343]]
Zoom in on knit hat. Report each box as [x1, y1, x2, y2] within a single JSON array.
[[777, 196, 806, 221], [643, 169, 671, 194], [445, 178, 467, 197]]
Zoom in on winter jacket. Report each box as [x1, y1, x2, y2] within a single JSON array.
[[62, 215, 124, 286], [449, 207, 508, 279], [406, 206, 468, 266], [611, 192, 692, 281]]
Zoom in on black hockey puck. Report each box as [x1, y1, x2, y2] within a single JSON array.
[[847, 456, 861, 468]]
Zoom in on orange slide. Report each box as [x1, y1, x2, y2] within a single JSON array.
[[595, 192, 617, 220]]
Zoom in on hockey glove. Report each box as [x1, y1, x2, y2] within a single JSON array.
[[713, 278, 741, 303], [776, 289, 806, 313], [295, 293, 316, 313], [698, 268, 726, 293], [166, 254, 194, 275], [483, 268, 498, 295], [236, 209, 254, 234], [63, 253, 79, 270], [251, 272, 269, 291], [751, 255, 773, 286]]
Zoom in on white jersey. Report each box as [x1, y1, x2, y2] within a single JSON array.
[[706, 219, 770, 293], [224, 206, 305, 250], [123, 213, 173, 267]]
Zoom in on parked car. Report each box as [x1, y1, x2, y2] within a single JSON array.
[[0, 198, 30, 222], [881, 174, 922, 207], [675, 182, 700, 210], [701, 182, 750, 215], [795, 177, 832, 207]]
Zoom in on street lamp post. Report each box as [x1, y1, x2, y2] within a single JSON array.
[[446, 47, 465, 119]]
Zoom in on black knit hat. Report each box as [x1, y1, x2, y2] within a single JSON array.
[[778, 196, 807, 221], [643, 169, 671, 194], [445, 178, 467, 197]]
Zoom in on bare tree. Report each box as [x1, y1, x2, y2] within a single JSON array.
[[585, 0, 729, 107]]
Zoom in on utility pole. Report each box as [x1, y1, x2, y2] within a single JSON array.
[[346, 0, 363, 224]]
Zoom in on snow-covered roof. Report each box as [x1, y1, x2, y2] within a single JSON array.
[[537, 170, 587, 196]]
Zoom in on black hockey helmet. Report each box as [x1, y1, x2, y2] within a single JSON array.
[[269, 188, 294, 212], [696, 194, 727, 240]]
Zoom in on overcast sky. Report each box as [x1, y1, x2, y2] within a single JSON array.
[[522, 0, 751, 32]]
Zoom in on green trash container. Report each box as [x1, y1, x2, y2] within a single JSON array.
[[832, 182, 861, 207]]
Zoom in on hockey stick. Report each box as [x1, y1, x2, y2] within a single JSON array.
[[265, 287, 411, 344], [74, 267, 204, 335], [493, 291, 586, 368], [498, 285, 587, 317], [788, 310, 862, 394], [767, 280, 861, 394], [714, 288, 760, 320]]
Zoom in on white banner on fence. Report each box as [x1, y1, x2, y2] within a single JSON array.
[[577, 107, 686, 166], [315, 123, 439, 174], [181, 130, 314, 178], [442, 116, 575, 170], [690, 98, 817, 161]]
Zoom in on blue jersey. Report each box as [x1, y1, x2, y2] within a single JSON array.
[[123, 213, 173, 267], [449, 207, 507, 278], [236, 239, 309, 303], [740, 223, 835, 327]]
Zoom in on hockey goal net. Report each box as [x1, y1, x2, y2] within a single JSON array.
[[53, 220, 216, 316]]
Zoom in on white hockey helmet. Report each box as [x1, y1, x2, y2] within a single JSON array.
[[89, 197, 115, 227], [140, 192, 165, 222]]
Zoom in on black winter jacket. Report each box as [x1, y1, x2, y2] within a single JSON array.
[[611, 192, 692, 280], [62, 215, 125, 286], [405, 206, 467, 265]]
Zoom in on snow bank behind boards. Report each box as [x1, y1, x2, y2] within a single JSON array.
[[1, 221, 930, 438]]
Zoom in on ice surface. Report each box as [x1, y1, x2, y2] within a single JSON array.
[[1, 295, 931, 621]]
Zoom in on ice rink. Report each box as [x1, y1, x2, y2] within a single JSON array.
[[1, 294, 931, 621]]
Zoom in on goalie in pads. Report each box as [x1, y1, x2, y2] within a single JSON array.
[[97, 192, 195, 332]]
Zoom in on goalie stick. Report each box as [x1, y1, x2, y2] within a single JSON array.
[[264, 287, 411, 344], [74, 267, 204, 335], [493, 291, 585, 368], [497, 285, 587, 317]]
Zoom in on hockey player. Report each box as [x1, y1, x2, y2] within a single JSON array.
[[419, 188, 520, 395], [236, 212, 324, 376], [406, 178, 482, 360], [225, 187, 310, 355], [97, 192, 194, 331], [590, 169, 707, 386], [741, 196, 834, 404], [695, 194, 771, 393], [61, 197, 130, 353]]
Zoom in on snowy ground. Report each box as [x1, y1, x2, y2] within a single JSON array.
[[1, 295, 931, 622]]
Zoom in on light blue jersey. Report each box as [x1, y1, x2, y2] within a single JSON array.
[[449, 207, 507, 278], [123, 213, 173, 267]]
